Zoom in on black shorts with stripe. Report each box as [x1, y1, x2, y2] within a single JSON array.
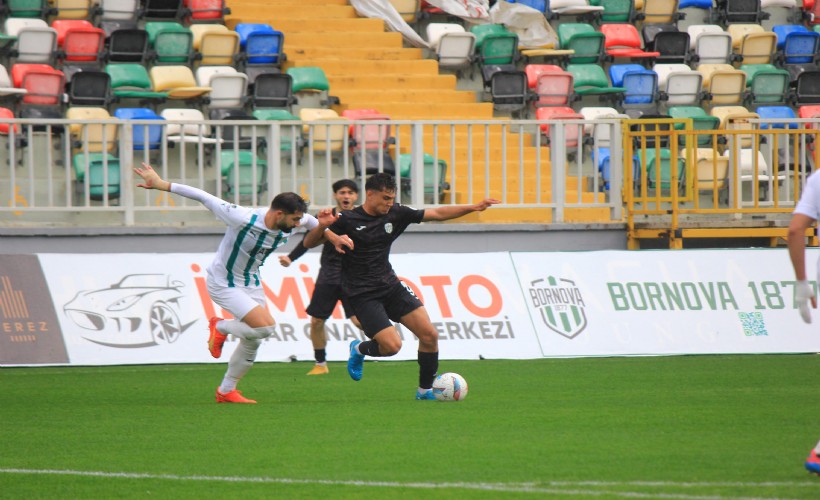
[[348, 281, 423, 338]]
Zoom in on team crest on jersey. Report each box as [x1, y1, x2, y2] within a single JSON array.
[[384, 222, 393, 234]]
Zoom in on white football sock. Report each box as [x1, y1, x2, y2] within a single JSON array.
[[219, 338, 261, 394], [217, 319, 275, 340]]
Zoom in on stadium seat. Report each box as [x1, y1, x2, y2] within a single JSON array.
[[105, 63, 169, 106], [142, 0, 184, 21], [740, 64, 790, 106], [149, 65, 211, 101], [692, 148, 729, 202], [637, 147, 685, 193], [756, 104, 798, 128], [183, 0, 230, 24], [652, 31, 691, 65], [220, 149, 267, 196], [668, 105, 720, 146], [489, 68, 529, 118], [692, 31, 733, 66], [144, 21, 195, 65], [67, 106, 118, 154], [566, 63, 627, 98], [579, 106, 624, 148], [0, 106, 20, 135], [210, 108, 258, 150], [52, 20, 106, 80], [698, 64, 747, 108], [687, 24, 725, 51], [234, 23, 285, 82], [106, 28, 149, 64], [473, 30, 520, 82], [600, 24, 660, 61], [557, 23, 606, 65], [530, 66, 574, 113], [72, 152, 121, 201], [11, 63, 65, 107], [68, 71, 113, 108], [591, 0, 636, 23], [250, 108, 302, 160], [427, 23, 475, 75], [113, 107, 164, 151], [731, 31, 777, 65], [344, 109, 395, 177], [727, 23, 765, 50], [724, 0, 770, 24], [252, 73, 296, 112], [195, 65, 247, 109], [795, 70, 820, 104], [50, 0, 94, 19], [96, 0, 140, 36], [535, 106, 583, 148], [299, 107, 347, 161], [286, 66, 338, 109], [711, 106, 759, 148], [638, 0, 682, 23], [613, 65, 659, 116], [160, 107, 221, 145], [5, 18, 57, 65], [6, 0, 52, 18], [189, 23, 240, 67], [724, 147, 782, 201], [0, 65, 28, 101], [398, 153, 449, 204]]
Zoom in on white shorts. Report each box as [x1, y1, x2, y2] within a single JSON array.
[[207, 277, 267, 321]]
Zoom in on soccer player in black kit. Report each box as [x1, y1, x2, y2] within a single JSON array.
[[304, 173, 499, 400], [279, 179, 361, 375]]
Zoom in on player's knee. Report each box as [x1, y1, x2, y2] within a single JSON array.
[[417, 328, 438, 346], [379, 337, 402, 356], [310, 316, 326, 329], [251, 325, 276, 340]]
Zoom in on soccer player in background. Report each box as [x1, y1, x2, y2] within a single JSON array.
[[786, 169, 820, 474], [279, 179, 362, 375], [133, 163, 349, 404], [305, 173, 499, 400]]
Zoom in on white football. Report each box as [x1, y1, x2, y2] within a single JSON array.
[[432, 372, 468, 401]]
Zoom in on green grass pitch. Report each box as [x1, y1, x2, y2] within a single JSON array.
[[2, 355, 820, 499]]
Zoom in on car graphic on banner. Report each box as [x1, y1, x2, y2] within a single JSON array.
[[63, 274, 197, 347]]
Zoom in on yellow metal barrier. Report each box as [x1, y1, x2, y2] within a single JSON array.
[[623, 117, 820, 249]]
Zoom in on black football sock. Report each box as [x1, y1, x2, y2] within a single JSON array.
[[358, 340, 388, 357], [418, 351, 439, 390], [314, 349, 326, 364]]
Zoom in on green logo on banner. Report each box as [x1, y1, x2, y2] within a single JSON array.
[[529, 276, 587, 339]]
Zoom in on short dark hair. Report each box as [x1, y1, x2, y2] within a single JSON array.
[[270, 192, 308, 214], [365, 172, 396, 193], [332, 179, 358, 193]]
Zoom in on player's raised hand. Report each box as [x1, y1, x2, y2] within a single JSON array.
[[795, 280, 816, 324], [474, 199, 501, 211], [316, 207, 340, 227], [134, 163, 170, 191]]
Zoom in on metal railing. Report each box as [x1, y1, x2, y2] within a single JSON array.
[[0, 116, 626, 227]]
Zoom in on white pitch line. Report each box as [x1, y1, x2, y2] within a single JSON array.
[[0, 468, 813, 500]]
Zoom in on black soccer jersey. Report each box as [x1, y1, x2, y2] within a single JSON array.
[[328, 204, 425, 298]]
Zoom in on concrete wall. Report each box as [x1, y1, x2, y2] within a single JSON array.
[[0, 223, 629, 254]]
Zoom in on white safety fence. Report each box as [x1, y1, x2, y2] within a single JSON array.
[[0, 117, 627, 227]]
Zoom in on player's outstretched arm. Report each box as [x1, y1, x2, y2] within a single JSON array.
[[134, 163, 171, 192], [422, 198, 501, 222], [788, 213, 818, 323]]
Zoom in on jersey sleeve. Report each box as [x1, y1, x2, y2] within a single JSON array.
[[287, 236, 310, 261], [794, 171, 820, 220], [170, 183, 252, 226], [396, 204, 425, 224], [300, 213, 319, 231]]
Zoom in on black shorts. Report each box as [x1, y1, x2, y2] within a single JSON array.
[[306, 283, 354, 320], [348, 281, 423, 338]]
